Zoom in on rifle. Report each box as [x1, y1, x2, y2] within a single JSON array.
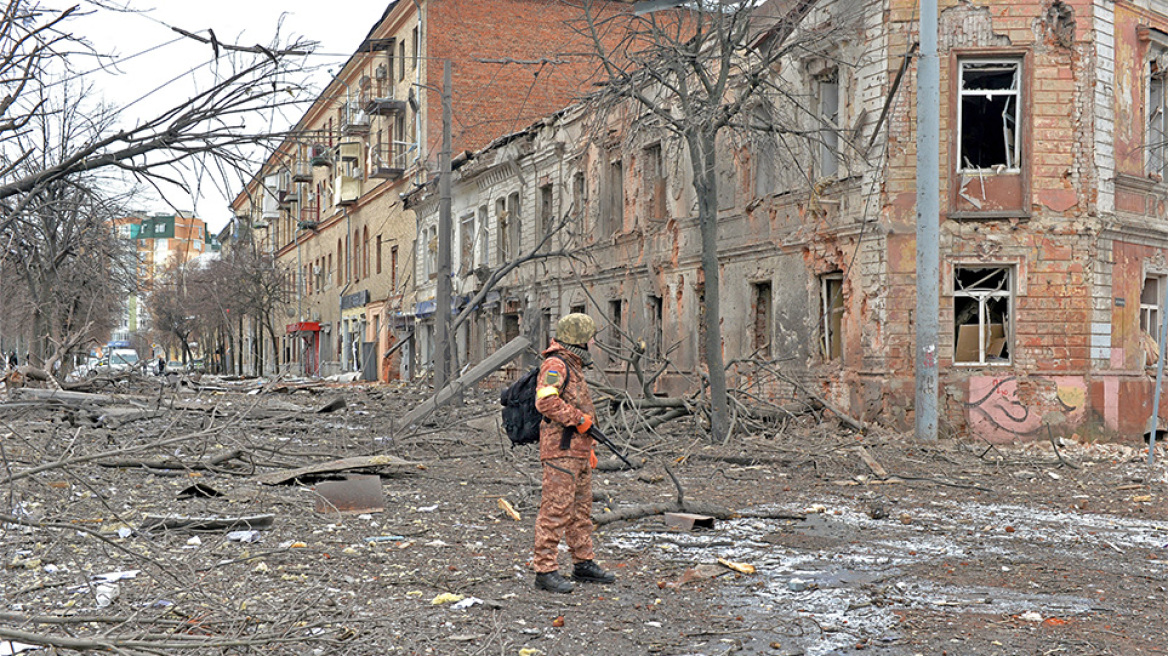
[[562, 425, 634, 468]]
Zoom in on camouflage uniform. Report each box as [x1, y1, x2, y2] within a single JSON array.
[[532, 340, 597, 573]]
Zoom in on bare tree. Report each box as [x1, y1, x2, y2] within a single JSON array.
[[0, 2, 315, 223], [1, 84, 136, 375], [217, 236, 291, 376], [572, 0, 846, 439], [0, 0, 316, 371], [147, 260, 202, 365]]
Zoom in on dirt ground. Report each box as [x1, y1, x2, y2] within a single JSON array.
[[3, 376, 1168, 655]]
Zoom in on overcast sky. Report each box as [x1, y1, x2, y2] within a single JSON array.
[[70, 1, 391, 232]]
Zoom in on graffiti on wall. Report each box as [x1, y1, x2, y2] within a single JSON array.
[[965, 376, 1086, 443]]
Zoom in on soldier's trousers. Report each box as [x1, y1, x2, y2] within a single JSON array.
[[533, 456, 595, 573]]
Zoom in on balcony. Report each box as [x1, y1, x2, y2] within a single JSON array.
[[337, 141, 361, 162], [334, 175, 360, 206], [341, 101, 370, 136], [291, 160, 312, 182], [277, 189, 300, 209], [368, 141, 405, 180], [364, 92, 407, 117], [310, 144, 332, 168]]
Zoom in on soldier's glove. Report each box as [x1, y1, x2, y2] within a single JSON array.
[[576, 414, 593, 434], [589, 449, 598, 469]]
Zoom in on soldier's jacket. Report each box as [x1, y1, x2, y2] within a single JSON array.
[[533, 340, 595, 461]]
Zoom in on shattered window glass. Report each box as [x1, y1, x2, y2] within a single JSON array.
[[958, 61, 1020, 172], [953, 266, 1012, 365]]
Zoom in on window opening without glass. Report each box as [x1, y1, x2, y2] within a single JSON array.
[[953, 266, 1012, 364], [820, 273, 843, 360], [958, 61, 1020, 172]]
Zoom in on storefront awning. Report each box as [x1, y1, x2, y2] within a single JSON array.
[[286, 321, 321, 334]]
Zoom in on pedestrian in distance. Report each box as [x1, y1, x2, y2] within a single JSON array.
[[531, 312, 616, 594], [7, 351, 16, 370], [156, 356, 165, 376]]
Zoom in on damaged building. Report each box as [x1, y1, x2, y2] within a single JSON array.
[[230, 0, 628, 380], [405, 0, 1168, 442]]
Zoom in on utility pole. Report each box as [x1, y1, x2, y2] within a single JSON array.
[[915, 0, 940, 440], [435, 60, 453, 392]]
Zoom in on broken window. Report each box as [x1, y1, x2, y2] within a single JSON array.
[[459, 212, 474, 275], [572, 172, 586, 222], [539, 184, 554, 240], [818, 74, 840, 178], [1150, 57, 1168, 177], [423, 225, 437, 280], [603, 156, 624, 234], [477, 205, 489, 266], [496, 198, 509, 264], [958, 60, 1020, 171], [1141, 275, 1166, 365], [752, 281, 773, 359], [648, 295, 663, 359], [753, 105, 780, 197], [820, 273, 843, 360], [608, 299, 623, 350], [643, 143, 665, 221], [570, 304, 586, 316], [953, 266, 1012, 365], [503, 312, 521, 344], [508, 192, 522, 257]]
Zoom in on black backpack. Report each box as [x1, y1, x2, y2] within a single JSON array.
[[500, 361, 569, 446]]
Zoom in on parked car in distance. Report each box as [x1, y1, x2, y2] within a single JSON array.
[[94, 349, 140, 374]]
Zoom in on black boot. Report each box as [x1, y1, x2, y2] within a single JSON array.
[[535, 570, 574, 593], [572, 560, 616, 584]]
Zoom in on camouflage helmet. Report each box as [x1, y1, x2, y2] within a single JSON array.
[[556, 313, 597, 346]]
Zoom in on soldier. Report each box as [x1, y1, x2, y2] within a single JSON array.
[[531, 312, 616, 593]]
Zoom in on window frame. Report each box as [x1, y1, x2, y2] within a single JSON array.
[[1141, 273, 1167, 357], [820, 273, 844, 361], [817, 73, 841, 179], [1149, 39, 1168, 178], [952, 265, 1014, 366], [956, 58, 1022, 173]]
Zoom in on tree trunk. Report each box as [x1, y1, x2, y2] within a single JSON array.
[[687, 129, 729, 440]]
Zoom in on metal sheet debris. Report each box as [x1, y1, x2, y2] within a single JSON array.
[[663, 512, 715, 530], [313, 474, 385, 514]]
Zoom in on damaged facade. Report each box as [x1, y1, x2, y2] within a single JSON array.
[[230, 0, 621, 380], [406, 0, 1168, 442]]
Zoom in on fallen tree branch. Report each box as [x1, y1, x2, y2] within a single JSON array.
[[0, 621, 334, 653], [593, 500, 735, 526], [96, 449, 248, 473], [140, 513, 275, 532]]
